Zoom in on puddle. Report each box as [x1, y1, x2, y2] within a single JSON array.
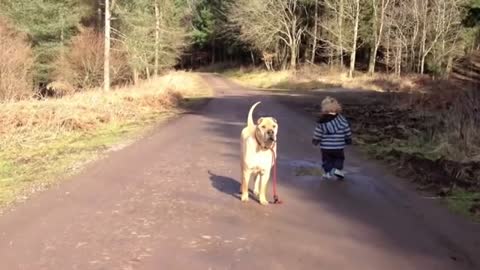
[[279, 159, 324, 177], [281, 159, 321, 168], [295, 167, 324, 177], [280, 158, 361, 177]]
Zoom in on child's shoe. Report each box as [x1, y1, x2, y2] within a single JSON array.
[[322, 171, 333, 180], [332, 168, 345, 180]]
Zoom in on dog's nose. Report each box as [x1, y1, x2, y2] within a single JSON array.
[[267, 130, 274, 136]]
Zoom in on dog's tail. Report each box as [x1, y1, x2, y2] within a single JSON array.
[[247, 101, 261, 131]]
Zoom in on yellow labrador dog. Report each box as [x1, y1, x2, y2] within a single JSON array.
[[240, 101, 278, 205]]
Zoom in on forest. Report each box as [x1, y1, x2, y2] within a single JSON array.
[[2, 2, 480, 263], [1, 0, 480, 100]]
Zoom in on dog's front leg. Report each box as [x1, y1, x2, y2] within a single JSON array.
[[253, 173, 261, 197], [241, 168, 251, 202], [259, 170, 271, 205]]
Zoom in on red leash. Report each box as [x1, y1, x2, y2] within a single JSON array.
[[271, 149, 282, 204]]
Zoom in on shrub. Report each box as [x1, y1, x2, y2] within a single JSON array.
[[0, 17, 34, 101], [53, 28, 131, 91]]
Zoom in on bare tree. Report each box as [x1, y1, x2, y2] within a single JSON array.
[[116, 0, 187, 82], [348, 0, 360, 78], [229, 0, 307, 70], [339, 0, 344, 66], [432, 0, 464, 75], [310, 0, 319, 63], [104, 0, 116, 91], [282, 0, 306, 69], [228, 0, 279, 68], [154, 0, 160, 76], [368, 0, 391, 74], [418, 0, 429, 74], [383, 0, 409, 76], [227, 0, 466, 76], [420, 0, 465, 74], [320, 0, 361, 71], [409, 0, 420, 72]]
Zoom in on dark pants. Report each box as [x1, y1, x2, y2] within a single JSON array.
[[321, 149, 345, 173]]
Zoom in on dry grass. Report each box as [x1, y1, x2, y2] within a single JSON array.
[[0, 71, 211, 209], [0, 72, 204, 144], [225, 65, 448, 93], [225, 68, 292, 89]]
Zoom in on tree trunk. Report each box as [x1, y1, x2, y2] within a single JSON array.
[[386, 28, 390, 73], [281, 45, 288, 70], [60, 16, 65, 45], [96, 0, 102, 31], [398, 45, 403, 77], [339, 0, 344, 67], [419, 1, 428, 74], [154, 0, 160, 76], [446, 55, 453, 74], [133, 68, 139, 85], [103, 0, 111, 92], [395, 43, 402, 77], [211, 39, 216, 65], [440, 38, 446, 73], [368, 46, 377, 74], [409, 0, 420, 72], [222, 46, 227, 63], [310, 0, 319, 64], [420, 54, 426, 74], [368, 0, 378, 75], [348, 0, 360, 78], [275, 41, 281, 69], [394, 46, 398, 76], [290, 11, 298, 70], [290, 44, 297, 69], [370, 0, 390, 75], [329, 48, 335, 67]]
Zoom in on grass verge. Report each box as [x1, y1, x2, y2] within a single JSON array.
[[0, 71, 212, 210], [224, 65, 423, 92], [447, 190, 480, 220]]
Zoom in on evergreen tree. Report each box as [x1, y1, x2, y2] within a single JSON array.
[[116, 0, 188, 81], [0, 0, 91, 84]]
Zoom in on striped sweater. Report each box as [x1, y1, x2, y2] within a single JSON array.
[[312, 114, 352, 149]]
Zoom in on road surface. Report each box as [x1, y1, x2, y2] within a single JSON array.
[[1, 74, 479, 270]]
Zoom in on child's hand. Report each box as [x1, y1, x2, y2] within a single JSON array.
[[312, 139, 320, 146], [345, 138, 352, 145]]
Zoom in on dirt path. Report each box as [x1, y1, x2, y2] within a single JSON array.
[[1, 74, 479, 270]]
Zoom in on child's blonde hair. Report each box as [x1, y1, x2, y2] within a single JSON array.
[[321, 96, 342, 114]]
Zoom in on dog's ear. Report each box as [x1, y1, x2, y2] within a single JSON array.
[[257, 117, 264, 125], [272, 118, 278, 124]]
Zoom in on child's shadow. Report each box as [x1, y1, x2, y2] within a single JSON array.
[[208, 171, 260, 203]]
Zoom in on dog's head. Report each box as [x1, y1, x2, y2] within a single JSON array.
[[255, 116, 278, 149]]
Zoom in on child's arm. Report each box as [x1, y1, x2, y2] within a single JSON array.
[[344, 121, 352, 145], [312, 123, 323, 146]]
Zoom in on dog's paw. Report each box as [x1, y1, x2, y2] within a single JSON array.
[[241, 195, 250, 202], [259, 199, 269, 205]]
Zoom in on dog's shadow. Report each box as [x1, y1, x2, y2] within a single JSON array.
[[208, 171, 260, 203]]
